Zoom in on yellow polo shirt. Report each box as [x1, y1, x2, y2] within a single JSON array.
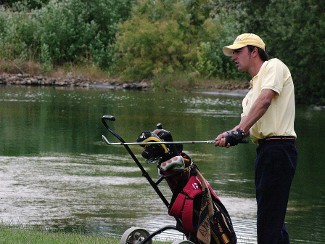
[[241, 58, 297, 143]]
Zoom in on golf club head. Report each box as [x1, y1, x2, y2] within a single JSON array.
[[102, 135, 110, 145]]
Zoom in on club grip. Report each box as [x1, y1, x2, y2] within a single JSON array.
[[102, 115, 115, 121]]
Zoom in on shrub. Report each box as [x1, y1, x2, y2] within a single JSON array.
[[0, 9, 39, 60], [0, 0, 135, 71], [214, 0, 325, 105], [113, 0, 225, 80]]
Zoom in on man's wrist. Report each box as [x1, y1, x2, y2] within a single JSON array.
[[236, 127, 248, 137], [237, 128, 246, 136]]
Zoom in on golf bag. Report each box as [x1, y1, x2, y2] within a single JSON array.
[[137, 129, 237, 244]]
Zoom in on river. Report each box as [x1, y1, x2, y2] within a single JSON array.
[[0, 86, 324, 243]]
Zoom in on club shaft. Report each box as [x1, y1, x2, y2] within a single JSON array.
[[102, 135, 213, 145], [119, 141, 214, 145]]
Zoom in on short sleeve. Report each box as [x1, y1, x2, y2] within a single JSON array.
[[261, 59, 285, 95]]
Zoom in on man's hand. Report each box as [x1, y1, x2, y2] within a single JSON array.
[[215, 129, 246, 147], [215, 131, 230, 147], [225, 129, 246, 146]]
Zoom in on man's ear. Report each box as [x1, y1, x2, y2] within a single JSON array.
[[252, 47, 259, 57]]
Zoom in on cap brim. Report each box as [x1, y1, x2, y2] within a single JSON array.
[[223, 43, 247, 56]]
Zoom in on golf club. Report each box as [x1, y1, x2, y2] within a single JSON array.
[[101, 115, 248, 146], [102, 134, 215, 146]]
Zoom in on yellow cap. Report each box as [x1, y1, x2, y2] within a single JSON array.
[[223, 33, 266, 56]]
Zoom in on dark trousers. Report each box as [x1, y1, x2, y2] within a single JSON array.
[[255, 140, 297, 244]]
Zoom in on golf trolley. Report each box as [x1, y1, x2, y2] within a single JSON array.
[[101, 115, 237, 244]]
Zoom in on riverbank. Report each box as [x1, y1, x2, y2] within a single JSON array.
[[0, 73, 150, 90], [0, 72, 249, 91]]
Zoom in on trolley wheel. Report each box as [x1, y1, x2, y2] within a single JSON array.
[[120, 227, 152, 244], [172, 241, 195, 244]]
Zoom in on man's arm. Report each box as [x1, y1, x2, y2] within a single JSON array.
[[215, 89, 277, 147], [237, 89, 277, 132]]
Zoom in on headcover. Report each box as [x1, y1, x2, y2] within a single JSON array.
[[137, 129, 183, 164]]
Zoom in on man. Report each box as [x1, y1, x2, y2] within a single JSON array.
[[215, 33, 297, 244]]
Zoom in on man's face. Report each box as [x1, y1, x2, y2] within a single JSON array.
[[231, 46, 252, 73]]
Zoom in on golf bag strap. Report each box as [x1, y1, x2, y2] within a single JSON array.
[[182, 196, 195, 233], [169, 192, 185, 218], [169, 176, 202, 233]]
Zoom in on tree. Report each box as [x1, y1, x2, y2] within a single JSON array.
[[0, 0, 136, 70], [114, 0, 224, 80], [213, 0, 325, 105]]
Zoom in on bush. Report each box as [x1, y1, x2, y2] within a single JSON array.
[[0, 9, 39, 61], [2, 0, 50, 10], [214, 0, 325, 105], [0, 0, 135, 71], [113, 0, 227, 80], [1, 0, 323, 105]]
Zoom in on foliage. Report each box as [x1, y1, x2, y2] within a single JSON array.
[[2, 0, 50, 10], [0, 0, 135, 71], [0, 0, 323, 105], [114, 0, 228, 80], [0, 8, 39, 61], [214, 0, 325, 105], [262, 0, 325, 105]]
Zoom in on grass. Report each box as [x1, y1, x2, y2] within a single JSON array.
[[0, 59, 114, 82], [152, 72, 248, 91], [0, 226, 117, 244], [0, 59, 248, 91], [0, 226, 170, 244]]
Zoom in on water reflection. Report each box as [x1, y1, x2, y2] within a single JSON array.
[[0, 154, 257, 242], [0, 86, 324, 243]]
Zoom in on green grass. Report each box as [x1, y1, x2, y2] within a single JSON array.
[[0, 226, 169, 244]]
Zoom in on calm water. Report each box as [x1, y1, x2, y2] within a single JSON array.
[[0, 86, 324, 243]]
